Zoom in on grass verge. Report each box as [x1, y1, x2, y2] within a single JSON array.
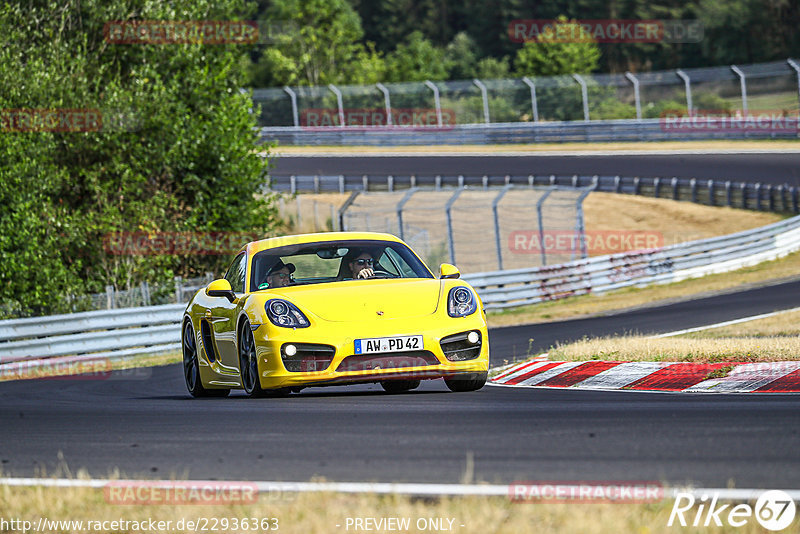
[[545, 308, 800, 363], [0, 479, 785, 534]]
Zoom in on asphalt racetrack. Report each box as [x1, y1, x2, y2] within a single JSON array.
[[272, 152, 800, 185], [2, 279, 799, 487]]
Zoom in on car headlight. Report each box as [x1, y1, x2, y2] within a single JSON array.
[[448, 287, 477, 317], [265, 299, 310, 328]]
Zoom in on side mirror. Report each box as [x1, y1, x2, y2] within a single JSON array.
[[439, 263, 460, 279], [206, 279, 236, 303]]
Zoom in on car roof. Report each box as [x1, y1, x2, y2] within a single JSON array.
[[244, 231, 404, 256]]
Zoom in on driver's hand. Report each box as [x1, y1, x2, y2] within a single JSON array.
[[357, 268, 374, 279]]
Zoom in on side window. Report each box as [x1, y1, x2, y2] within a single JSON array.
[[224, 253, 246, 294]]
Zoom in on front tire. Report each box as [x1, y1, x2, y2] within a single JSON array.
[[239, 321, 291, 398], [182, 321, 229, 398], [380, 379, 420, 393], [444, 372, 487, 392]]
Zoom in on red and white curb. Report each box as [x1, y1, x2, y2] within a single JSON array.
[[490, 360, 800, 393]]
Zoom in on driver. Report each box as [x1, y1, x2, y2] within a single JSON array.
[[262, 259, 295, 288], [348, 250, 375, 279]]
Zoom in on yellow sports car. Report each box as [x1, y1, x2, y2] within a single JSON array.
[[181, 232, 489, 397]]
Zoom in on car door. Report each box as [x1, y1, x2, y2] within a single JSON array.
[[209, 252, 246, 373]]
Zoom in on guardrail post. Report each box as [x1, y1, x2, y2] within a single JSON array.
[[396, 188, 418, 240], [174, 276, 182, 304], [458, 175, 465, 188], [387, 175, 394, 192], [338, 191, 360, 231], [445, 188, 465, 265], [375, 82, 393, 126], [778, 184, 786, 212], [707, 180, 714, 206], [339, 175, 345, 194], [755, 182, 762, 210], [528, 175, 535, 188], [730, 65, 748, 114], [614, 175, 621, 193], [492, 184, 513, 270], [536, 188, 554, 265], [788, 59, 800, 109], [767, 184, 774, 211], [521, 77, 539, 122], [550, 175, 556, 186], [473, 79, 490, 124], [676, 69, 693, 114], [572, 74, 590, 121], [725, 181, 732, 207], [633, 176, 641, 195], [435, 175, 442, 190], [141, 281, 150, 307], [410, 175, 417, 188], [624, 72, 642, 120], [282, 86, 299, 127], [672, 177, 679, 200], [362, 175, 368, 191], [793, 186, 799, 213], [741, 182, 748, 209], [105, 285, 114, 309], [482, 175, 488, 189], [424, 80, 443, 127], [290, 175, 297, 195], [313, 175, 320, 194], [327, 84, 345, 127], [654, 177, 661, 198], [690, 178, 697, 203]]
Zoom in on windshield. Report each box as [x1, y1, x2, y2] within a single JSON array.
[[249, 239, 434, 291]]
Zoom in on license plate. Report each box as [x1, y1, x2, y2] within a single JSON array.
[[354, 335, 423, 355]]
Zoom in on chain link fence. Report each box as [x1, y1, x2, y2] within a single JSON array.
[[253, 59, 800, 128], [340, 187, 591, 273]]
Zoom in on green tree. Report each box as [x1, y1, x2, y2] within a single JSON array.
[[514, 16, 601, 77], [0, 0, 276, 317], [385, 31, 449, 82]]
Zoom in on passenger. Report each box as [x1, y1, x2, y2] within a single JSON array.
[[264, 259, 295, 288]]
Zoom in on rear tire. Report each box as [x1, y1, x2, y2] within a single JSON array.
[[182, 320, 229, 398], [380, 379, 420, 393], [444, 372, 487, 392]]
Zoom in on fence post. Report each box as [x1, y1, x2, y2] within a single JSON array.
[[445, 188, 465, 265], [282, 86, 299, 127], [105, 285, 114, 309], [290, 175, 296, 195], [328, 84, 345, 127], [174, 276, 182, 304], [423, 80, 443, 127], [295, 195, 302, 227], [676, 69, 693, 114], [492, 184, 513, 270], [730, 65, 748, 114], [536, 189, 554, 266], [330, 203, 337, 231], [338, 191, 360, 231], [521, 77, 539, 122], [395, 188, 418, 240], [141, 281, 150, 307], [624, 72, 642, 120], [375, 82, 393, 126], [572, 74, 590, 121], [788, 59, 800, 109], [672, 177, 679, 200], [473, 79, 490, 124], [574, 181, 595, 260]]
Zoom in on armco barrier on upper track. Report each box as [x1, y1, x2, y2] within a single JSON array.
[[271, 174, 799, 214], [1, 213, 799, 363]]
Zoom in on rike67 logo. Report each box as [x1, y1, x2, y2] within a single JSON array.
[[669, 490, 796, 530]]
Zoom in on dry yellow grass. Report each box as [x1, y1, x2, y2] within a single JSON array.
[[687, 309, 800, 338], [0, 480, 787, 534], [271, 139, 800, 154], [548, 335, 800, 363]]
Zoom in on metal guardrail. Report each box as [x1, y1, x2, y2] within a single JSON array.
[[259, 118, 800, 145], [462, 213, 800, 309], [2, 213, 799, 364], [271, 174, 799, 214]]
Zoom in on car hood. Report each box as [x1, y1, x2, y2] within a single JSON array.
[[268, 279, 442, 322]]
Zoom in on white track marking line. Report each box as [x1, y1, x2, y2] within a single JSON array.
[[573, 362, 677, 389], [652, 306, 800, 338], [2, 477, 800, 501]]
